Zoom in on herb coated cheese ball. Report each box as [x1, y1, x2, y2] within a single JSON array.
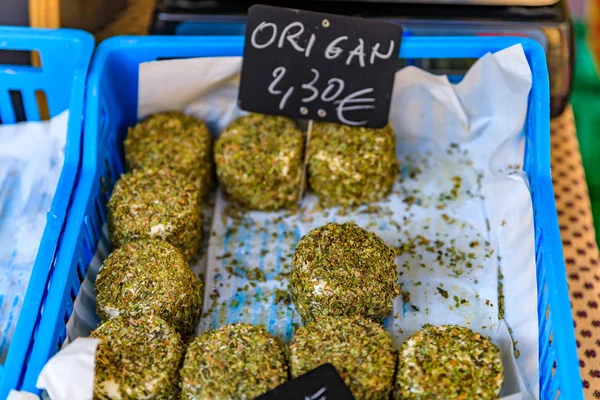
[[290, 222, 400, 323], [394, 325, 504, 400], [90, 313, 184, 399], [95, 239, 203, 337], [215, 113, 304, 210], [125, 112, 213, 198], [289, 316, 396, 400], [308, 122, 398, 207], [181, 323, 288, 399], [108, 168, 202, 261]]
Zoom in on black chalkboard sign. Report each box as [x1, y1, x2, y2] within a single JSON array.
[[238, 5, 402, 128], [256, 363, 355, 400]]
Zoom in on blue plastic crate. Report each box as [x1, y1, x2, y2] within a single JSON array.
[[24, 35, 582, 399], [0, 27, 93, 398]]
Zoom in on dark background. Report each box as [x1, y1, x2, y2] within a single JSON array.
[[0, 0, 29, 27], [0, 0, 30, 66]]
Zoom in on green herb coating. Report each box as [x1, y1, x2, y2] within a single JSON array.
[[290, 222, 400, 323], [180, 323, 288, 399], [125, 112, 214, 198], [90, 313, 184, 400], [498, 267, 505, 320], [95, 239, 203, 337], [108, 168, 202, 261], [308, 122, 398, 207], [289, 316, 396, 400], [215, 113, 304, 210], [394, 325, 504, 400]]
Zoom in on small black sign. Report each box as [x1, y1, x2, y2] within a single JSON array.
[[238, 5, 402, 128], [256, 364, 355, 400]]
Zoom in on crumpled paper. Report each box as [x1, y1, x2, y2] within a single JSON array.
[[37, 338, 99, 400], [38, 45, 539, 400], [7, 390, 41, 400], [8, 338, 98, 400]]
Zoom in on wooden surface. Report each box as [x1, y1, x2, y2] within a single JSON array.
[[95, 0, 155, 41], [29, 0, 60, 28], [551, 108, 600, 399], [29, 0, 126, 31]]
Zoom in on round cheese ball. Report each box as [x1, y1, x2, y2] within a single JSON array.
[[181, 323, 288, 399], [289, 316, 396, 400], [215, 113, 304, 210], [125, 111, 213, 198], [108, 168, 202, 260], [95, 239, 203, 337], [90, 314, 184, 399], [290, 222, 400, 323], [308, 122, 398, 207], [394, 325, 504, 399]]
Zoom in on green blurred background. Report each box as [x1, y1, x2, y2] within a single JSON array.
[[571, 21, 600, 245]]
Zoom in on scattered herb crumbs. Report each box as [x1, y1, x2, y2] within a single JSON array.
[[402, 292, 411, 303], [437, 287, 449, 299], [441, 214, 456, 224], [498, 267, 505, 320], [246, 267, 266, 282], [274, 289, 291, 305]]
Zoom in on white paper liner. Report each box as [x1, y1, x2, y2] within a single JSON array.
[[0, 111, 69, 364], [37, 338, 98, 400], [36, 45, 539, 400]]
